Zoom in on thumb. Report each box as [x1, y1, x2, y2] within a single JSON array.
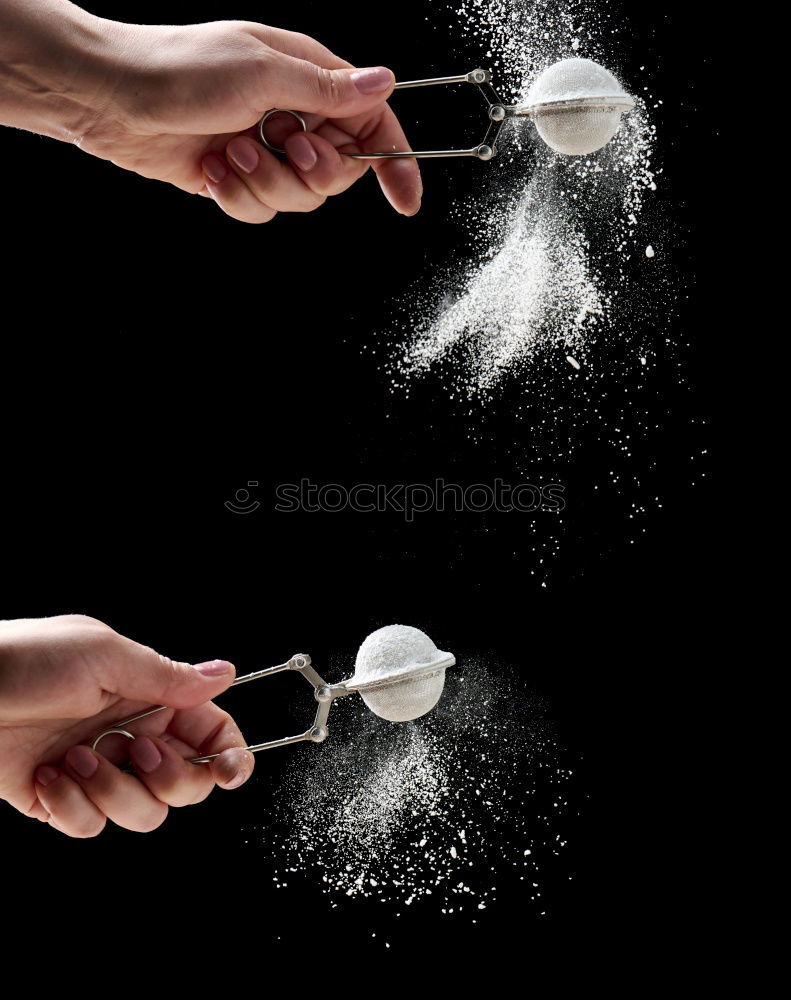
[[103, 638, 237, 711], [259, 52, 395, 118]]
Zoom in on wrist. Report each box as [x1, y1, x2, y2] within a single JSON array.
[[0, 2, 141, 144]]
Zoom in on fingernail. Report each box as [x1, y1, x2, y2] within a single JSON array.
[[288, 134, 317, 172], [35, 765, 60, 787], [227, 137, 259, 174], [66, 745, 99, 779], [350, 66, 394, 95], [129, 736, 162, 774], [225, 769, 248, 789], [193, 659, 234, 677], [202, 153, 227, 184]]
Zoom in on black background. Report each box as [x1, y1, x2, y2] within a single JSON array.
[[0, 0, 719, 963]]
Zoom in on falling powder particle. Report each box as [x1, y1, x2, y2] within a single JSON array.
[[254, 660, 579, 923], [566, 356, 581, 370], [645, 245, 655, 258]]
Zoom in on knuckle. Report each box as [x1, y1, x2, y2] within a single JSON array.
[[130, 804, 168, 833], [191, 785, 213, 805], [314, 65, 342, 105], [154, 652, 194, 688], [135, 647, 181, 695], [207, 709, 235, 739], [245, 207, 277, 225], [155, 652, 176, 673], [79, 818, 107, 839], [253, 47, 279, 86], [54, 613, 105, 630], [243, 20, 274, 46], [301, 194, 327, 213], [177, 782, 212, 807], [218, 202, 275, 225], [49, 814, 106, 839], [162, 790, 192, 808]]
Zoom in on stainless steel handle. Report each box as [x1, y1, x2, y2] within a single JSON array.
[[258, 68, 509, 162], [90, 654, 355, 765]]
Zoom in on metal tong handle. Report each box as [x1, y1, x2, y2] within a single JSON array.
[[91, 654, 353, 765], [258, 68, 511, 161]]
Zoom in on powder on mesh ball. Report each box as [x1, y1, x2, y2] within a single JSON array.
[[351, 625, 447, 723]]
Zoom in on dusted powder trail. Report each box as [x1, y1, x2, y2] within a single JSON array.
[[399, 176, 606, 394], [253, 660, 579, 921], [385, 0, 659, 401]]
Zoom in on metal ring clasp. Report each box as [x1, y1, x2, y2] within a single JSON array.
[[92, 727, 136, 750], [258, 108, 307, 154]]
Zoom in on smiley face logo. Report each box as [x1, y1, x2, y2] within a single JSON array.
[[225, 481, 260, 514]]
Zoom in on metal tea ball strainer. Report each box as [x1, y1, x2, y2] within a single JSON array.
[[91, 625, 455, 764]]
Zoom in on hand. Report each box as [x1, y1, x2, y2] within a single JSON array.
[[79, 19, 423, 223], [0, 615, 254, 837]]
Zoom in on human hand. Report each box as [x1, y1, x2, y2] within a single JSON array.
[[78, 18, 423, 222], [0, 615, 254, 837]]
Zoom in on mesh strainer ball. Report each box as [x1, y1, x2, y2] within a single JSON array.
[[525, 58, 634, 156], [346, 625, 453, 723]]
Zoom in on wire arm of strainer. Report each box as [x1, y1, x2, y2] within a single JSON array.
[[90, 654, 360, 764], [259, 68, 530, 162]]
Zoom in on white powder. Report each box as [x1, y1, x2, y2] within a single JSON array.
[[383, 0, 660, 402], [256, 660, 577, 921], [526, 58, 632, 156], [350, 624, 447, 722], [354, 624, 437, 677], [394, 179, 606, 396], [645, 245, 655, 258]]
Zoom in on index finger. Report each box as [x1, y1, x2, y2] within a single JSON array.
[[167, 702, 255, 790], [334, 104, 423, 216]]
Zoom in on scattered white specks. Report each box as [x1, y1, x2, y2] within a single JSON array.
[[385, 1, 659, 401], [255, 660, 577, 924], [367, 0, 684, 596]]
